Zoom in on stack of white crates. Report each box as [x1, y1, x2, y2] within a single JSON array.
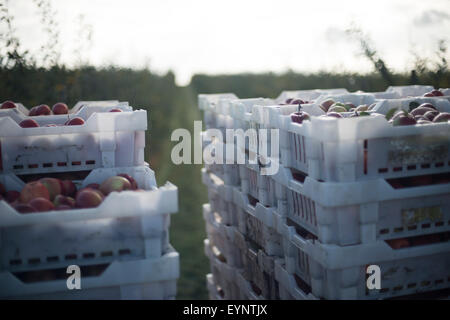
[[200, 86, 450, 300], [0, 101, 179, 299]]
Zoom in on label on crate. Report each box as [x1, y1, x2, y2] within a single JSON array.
[[388, 135, 448, 166], [402, 206, 443, 225]]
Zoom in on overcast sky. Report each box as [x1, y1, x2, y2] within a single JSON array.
[[6, 0, 450, 85]]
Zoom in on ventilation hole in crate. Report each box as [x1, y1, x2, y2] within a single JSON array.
[[43, 163, 53, 168], [250, 282, 262, 296], [46, 256, 59, 263], [380, 228, 389, 234], [407, 165, 416, 170], [393, 167, 402, 172], [100, 251, 113, 258], [421, 281, 431, 287], [378, 168, 388, 173], [435, 162, 444, 168], [435, 279, 444, 285], [293, 274, 312, 294], [28, 164, 38, 169], [291, 169, 307, 183], [421, 163, 430, 169], [421, 223, 431, 229], [72, 161, 81, 166], [28, 258, 41, 265], [407, 283, 417, 289], [10, 259, 22, 266], [64, 254, 77, 260], [380, 288, 389, 293], [393, 286, 403, 291], [247, 195, 258, 207], [435, 221, 444, 227], [407, 225, 417, 231], [13, 165, 24, 170], [394, 227, 404, 233], [86, 160, 95, 165], [57, 162, 67, 167], [83, 253, 95, 259], [118, 249, 131, 256]]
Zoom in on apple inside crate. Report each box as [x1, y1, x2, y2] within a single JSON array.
[[0, 165, 178, 272], [0, 247, 179, 300], [0, 101, 132, 124], [0, 110, 147, 175]]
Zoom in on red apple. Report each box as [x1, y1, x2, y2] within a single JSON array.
[[13, 203, 37, 214], [5, 190, 20, 203], [423, 92, 435, 97], [61, 180, 77, 197], [75, 188, 104, 208], [410, 106, 436, 117], [431, 89, 444, 96], [53, 194, 76, 208], [100, 176, 131, 195], [320, 99, 335, 112], [1, 100, 16, 109], [388, 238, 410, 249], [290, 111, 310, 124], [20, 181, 50, 203], [39, 177, 62, 201], [423, 110, 439, 121], [392, 115, 417, 126], [118, 173, 138, 190], [433, 112, 450, 123], [0, 182, 5, 195], [291, 99, 305, 105], [29, 197, 55, 212], [19, 119, 39, 128], [28, 106, 39, 116], [324, 112, 343, 118], [52, 103, 69, 115], [109, 108, 122, 112], [65, 117, 85, 126], [35, 104, 52, 116]]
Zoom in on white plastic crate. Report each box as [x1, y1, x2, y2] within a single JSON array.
[[203, 204, 243, 267], [201, 168, 238, 226], [274, 97, 450, 182], [233, 187, 283, 256], [206, 274, 225, 300], [233, 228, 279, 299], [274, 259, 318, 300], [0, 166, 178, 271], [0, 101, 131, 123], [204, 239, 239, 300], [0, 110, 147, 175], [0, 247, 179, 299], [276, 214, 450, 300], [272, 163, 450, 246]]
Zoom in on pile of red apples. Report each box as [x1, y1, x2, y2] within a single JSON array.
[[1, 101, 122, 128], [0, 173, 142, 214]]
